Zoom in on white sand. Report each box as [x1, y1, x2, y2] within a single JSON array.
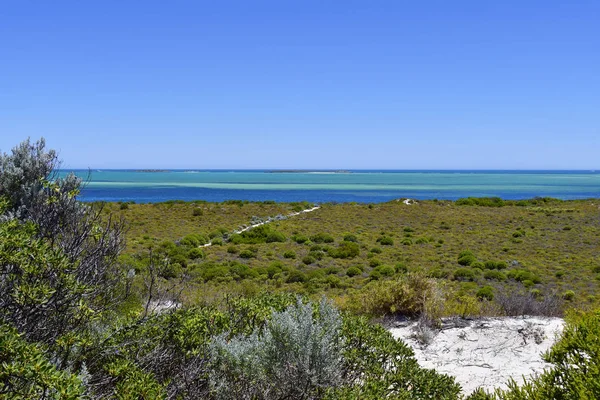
[[390, 317, 564, 394]]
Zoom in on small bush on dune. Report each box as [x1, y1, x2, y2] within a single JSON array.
[[374, 265, 395, 277], [286, 269, 307, 283], [209, 299, 345, 399], [484, 270, 507, 281], [453, 268, 476, 281], [230, 225, 286, 244], [283, 250, 296, 259], [456, 197, 505, 207], [458, 254, 477, 266], [311, 232, 335, 244], [343, 234, 358, 242], [329, 241, 360, 259], [239, 249, 256, 259], [344, 273, 441, 317], [506, 269, 541, 284], [376, 236, 394, 246], [562, 290, 575, 301], [292, 234, 309, 244], [476, 286, 494, 301], [302, 255, 316, 265]]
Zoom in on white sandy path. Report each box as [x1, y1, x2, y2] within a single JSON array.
[[200, 206, 320, 247], [390, 317, 564, 395]]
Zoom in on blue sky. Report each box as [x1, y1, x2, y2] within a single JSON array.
[[1, 1, 598, 169]]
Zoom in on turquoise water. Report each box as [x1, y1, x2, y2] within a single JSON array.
[[62, 170, 600, 203]]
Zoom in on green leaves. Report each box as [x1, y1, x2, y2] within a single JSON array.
[[0, 324, 84, 400]]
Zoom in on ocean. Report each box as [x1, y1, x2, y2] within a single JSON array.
[[61, 170, 600, 204]]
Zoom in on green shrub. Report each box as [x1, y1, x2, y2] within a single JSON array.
[[344, 273, 440, 317], [495, 261, 508, 270], [160, 262, 182, 279], [192, 207, 203, 216], [415, 237, 429, 244], [377, 236, 394, 246], [562, 290, 575, 301], [181, 233, 208, 246], [310, 232, 335, 244], [346, 267, 362, 277], [369, 270, 381, 280], [428, 268, 450, 279], [283, 250, 296, 259], [471, 261, 485, 269], [302, 255, 316, 265], [266, 264, 282, 278], [458, 250, 475, 258], [458, 254, 477, 266], [369, 259, 382, 268], [476, 286, 494, 301], [227, 245, 239, 254], [370, 247, 382, 254], [375, 265, 395, 277], [230, 225, 286, 244], [484, 270, 507, 281], [456, 197, 505, 207], [343, 234, 358, 242], [292, 234, 309, 244], [454, 268, 476, 281], [395, 263, 408, 274], [211, 237, 223, 246], [401, 238, 412, 246], [240, 249, 256, 259], [507, 269, 541, 284], [329, 241, 360, 259], [266, 231, 286, 243], [286, 269, 307, 283], [187, 247, 205, 260], [484, 260, 497, 270], [0, 324, 85, 399]]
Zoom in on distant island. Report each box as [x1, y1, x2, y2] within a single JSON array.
[[134, 169, 170, 173], [267, 170, 352, 173]]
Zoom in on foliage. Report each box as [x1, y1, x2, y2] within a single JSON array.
[[0, 138, 125, 347], [456, 197, 505, 207], [0, 324, 84, 399], [344, 273, 440, 317], [325, 315, 461, 399], [376, 236, 394, 246], [476, 286, 494, 301], [229, 225, 286, 244], [209, 298, 344, 399], [328, 241, 360, 259], [311, 232, 335, 243]]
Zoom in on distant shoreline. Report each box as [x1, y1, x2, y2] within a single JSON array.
[[266, 170, 352, 174]]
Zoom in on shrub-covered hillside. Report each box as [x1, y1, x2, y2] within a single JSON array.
[[114, 194, 600, 314]]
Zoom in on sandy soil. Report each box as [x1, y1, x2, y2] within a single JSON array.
[[390, 317, 564, 394]]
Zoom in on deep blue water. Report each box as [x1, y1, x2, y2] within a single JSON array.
[[60, 170, 600, 203]]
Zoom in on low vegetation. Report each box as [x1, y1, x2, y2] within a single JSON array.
[[1, 138, 599, 398]]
